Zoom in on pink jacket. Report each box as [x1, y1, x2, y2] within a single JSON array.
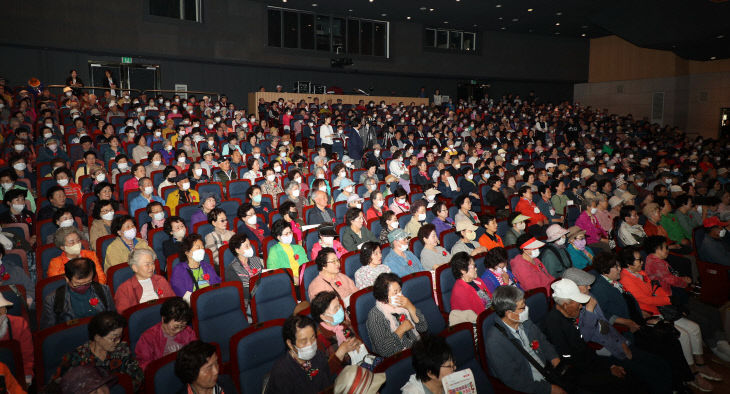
[[0, 315, 33, 377], [135, 322, 197, 370], [575, 212, 608, 244], [510, 255, 554, 294], [450, 278, 492, 314], [310, 240, 348, 261], [113, 275, 176, 314]]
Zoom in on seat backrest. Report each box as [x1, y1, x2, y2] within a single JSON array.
[[178, 204, 199, 229], [40, 221, 58, 247], [36, 275, 66, 323], [349, 287, 376, 352], [342, 251, 361, 282], [440, 229, 460, 252], [373, 350, 414, 394], [35, 317, 92, 386], [0, 286, 28, 321], [525, 288, 549, 328], [107, 264, 134, 296], [401, 272, 445, 334], [299, 262, 319, 301], [96, 234, 117, 265], [230, 319, 286, 394], [196, 182, 223, 200], [473, 252, 487, 278], [38, 245, 63, 280], [219, 199, 241, 224], [144, 351, 183, 394], [435, 263, 455, 314], [334, 201, 348, 222], [440, 323, 494, 393], [397, 213, 412, 229], [410, 238, 424, 260], [149, 228, 170, 267], [693, 226, 706, 251], [476, 309, 499, 374], [192, 282, 250, 362], [0, 340, 24, 390], [123, 298, 166, 354], [506, 245, 519, 262], [250, 269, 297, 324], [496, 218, 509, 239]]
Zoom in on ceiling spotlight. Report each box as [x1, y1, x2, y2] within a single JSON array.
[[717, 34, 725, 39], [381, 13, 387, 16], [473, 24, 478, 27], [581, 33, 586, 37], [501, 26, 507, 30], [556, 12, 562, 16], [581, 25, 588, 29], [496, 4, 502, 8], [369, 0, 374, 2], [429, 8, 434, 11], [444, 21, 449, 24], [406, 16, 411, 20], [528, 8, 533, 12], [348, 9, 353, 12], [311, 3, 317, 6], [555, 32, 560, 35], [498, 16, 503, 20], [512, 18, 519, 22], [282, 0, 286, 2], [711, 56, 717, 60], [555, 22, 560, 26]]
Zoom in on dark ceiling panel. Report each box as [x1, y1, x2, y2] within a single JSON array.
[[258, 0, 730, 60]]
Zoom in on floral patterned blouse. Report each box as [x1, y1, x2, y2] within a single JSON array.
[[53, 342, 144, 391]]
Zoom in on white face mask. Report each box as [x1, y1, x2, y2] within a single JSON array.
[[191, 249, 206, 262], [0, 183, 11, 191], [295, 341, 318, 361], [194, 168, 203, 177], [11, 204, 25, 213], [123, 228, 137, 240], [291, 189, 300, 197], [96, 173, 106, 182], [515, 222, 526, 231], [280, 234, 293, 244], [530, 249, 540, 258], [418, 213, 427, 221], [266, 175, 276, 182], [57, 178, 69, 187], [399, 243, 409, 252], [142, 186, 153, 195], [319, 186, 328, 192], [181, 182, 190, 191], [720, 229, 727, 238], [274, 166, 281, 173], [178, 157, 187, 163], [101, 211, 115, 221], [117, 162, 128, 170], [246, 215, 257, 225], [13, 145, 24, 152], [60, 219, 75, 228], [555, 236, 566, 246], [375, 200, 384, 208], [152, 212, 165, 221], [12, 163, 26, 171], [321, 236, 334, 248], [590, 207, 598, 215], [514, 305, 530, 323]]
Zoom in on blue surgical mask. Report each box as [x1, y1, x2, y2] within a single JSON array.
[[328, 307, 345, 326], [252, 194, 262, 203]]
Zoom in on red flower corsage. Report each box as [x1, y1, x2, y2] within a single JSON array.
[[263, 207, 268, 212], [294, 254, 300, 260], [89, 297, 100, 306], [335, 281, 342, 287], [407, 260, 413, 266], [442, 251, 447, 256], [203, 274, 210, 281], [157, 288, 164, 296], [308, 369, 319, 379], [1, 274, 9, 281], [332, 218, 336, 223], [398, 314, 406, 322], [531, 340, 540, 350]]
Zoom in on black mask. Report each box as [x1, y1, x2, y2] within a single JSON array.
[[167, 177, 176, 183], [289, 210, 298, 219]]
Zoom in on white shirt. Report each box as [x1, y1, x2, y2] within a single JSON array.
[[138, 278, 159, 303], [319, 124, 334, 145]]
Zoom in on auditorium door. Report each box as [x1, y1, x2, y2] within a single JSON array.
[[88, 61, 161, 96]]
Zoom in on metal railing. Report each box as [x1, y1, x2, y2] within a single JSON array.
[[45, 85, 221, 99]]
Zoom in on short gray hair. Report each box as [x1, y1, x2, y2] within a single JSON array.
[[128, 248, 156, 268], [553, 296, 571, 306], [54, 226, 82, 248], [492, 285, 525, 318], [285, 181, 300, 194]]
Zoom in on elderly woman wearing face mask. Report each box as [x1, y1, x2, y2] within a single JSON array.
[[308, 248, 358, 304], [309, 291, 364, 375], [481, 247, 521, 294], [114, 249, 175, 313], [285, 181, 307, 218], [366, 273, 427, 357], [104, 215, 154, 272], [311, 225, 347, 260], [89, 199, 118, 250], [366, 191, 386, 222], [503, 213, 529, 247], [565, 226, 595, 269], [539, 224, 574, 278], [510, 234, 555, 294], [170, 234, 220, 302], [49, 226, 107, 283]]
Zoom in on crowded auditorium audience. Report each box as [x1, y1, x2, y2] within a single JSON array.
[[0, 75, 729, 393]]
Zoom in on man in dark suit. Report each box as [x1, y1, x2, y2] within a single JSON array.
[[485, 286, 566, 394], [307, 190, 336, 226]]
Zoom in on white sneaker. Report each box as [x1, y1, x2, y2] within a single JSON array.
[[711, 346, 730, 362], [715, 340, 730, 355]]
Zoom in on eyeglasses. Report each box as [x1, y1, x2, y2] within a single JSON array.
[[441, 362, 457, 371], [327, 259, 339, 265]]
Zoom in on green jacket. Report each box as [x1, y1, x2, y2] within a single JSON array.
[[266, 242, 309, 279], [0, 184, 36, 212], [659, 213, 691, 243]]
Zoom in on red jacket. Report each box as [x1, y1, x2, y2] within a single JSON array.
[[644, 254, 688, 294], [618, 268, 671, 315], [134, 322, 197, 370], [515, 198, 547, 226], [0, 315, 32, 377], [113, 274, 175, 314], [450, 278, 492, 315]]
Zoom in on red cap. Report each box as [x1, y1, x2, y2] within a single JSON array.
[[703, 216, 728, 228]]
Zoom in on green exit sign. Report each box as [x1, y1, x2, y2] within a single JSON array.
[[121, 57, 133, 64]]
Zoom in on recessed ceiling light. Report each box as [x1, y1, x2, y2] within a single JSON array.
[[581, 25, 588, 29], [444, 21, 449, 24], [555, 22, 560, 26], [717, 34, 725, 39], [711, 56, 717, 60], [527, 8, 533, 12], [311, 3, 317, 6], [555, 32, 560, 35], [473, 24, 478, 27], [282, 0, 287, 2], [429, 8, 434, 12], [528, 29, 533, 33], [501, 27, 507, 30], [406, 16, 411, 20], [381, 13, 387, 17], [496, 4, 502, 8], [512, 18, 519, 22], [581, 33, 586, 37], [498, 17, 503, 20], [369, 0, 374, 2], [556, 12, 562, 16]]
